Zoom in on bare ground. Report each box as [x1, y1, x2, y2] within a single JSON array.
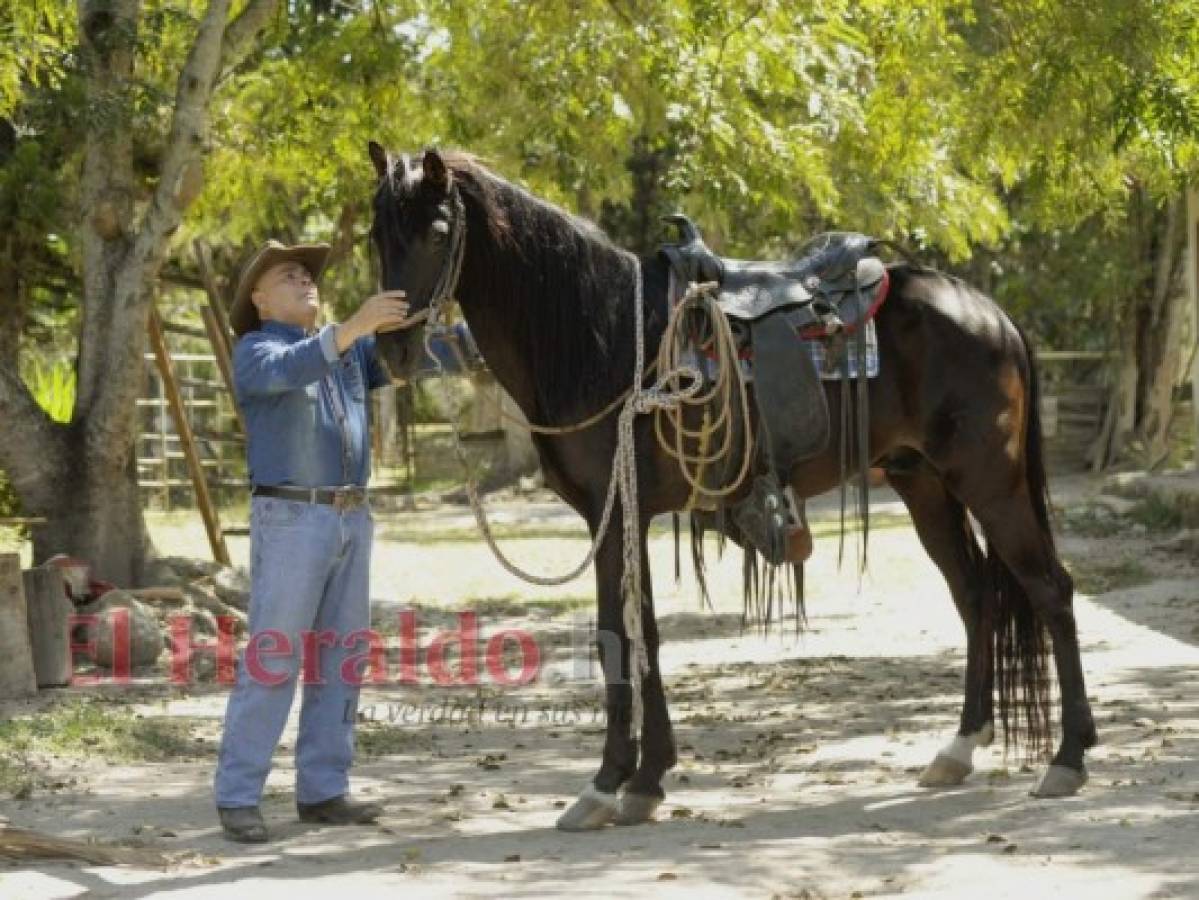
[[2, 474, 1197, 898]]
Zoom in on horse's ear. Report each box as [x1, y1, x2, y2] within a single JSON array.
[[422, 148, 449, 191], [368, 140, 390, 179]]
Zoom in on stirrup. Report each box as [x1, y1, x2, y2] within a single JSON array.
[[732, 474, 796, 565]]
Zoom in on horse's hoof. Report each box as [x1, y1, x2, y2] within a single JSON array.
[[614, 793, 662, 826], [555, 785, 620, 831], [1031, 764, 1087, 798], [918, 753, 973, 788]]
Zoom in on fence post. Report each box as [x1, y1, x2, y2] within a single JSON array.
[[0, 553, 37, 699], [23, 565, 73, 688]]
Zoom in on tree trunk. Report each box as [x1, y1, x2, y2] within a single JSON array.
[[30, 447, 151, 586], [1133, 195, 1188, 465], [0, 238, 23, 373], [1091, 190, 1188, 469], [599, 133, 675, 254], [0, 0, 279, 583]]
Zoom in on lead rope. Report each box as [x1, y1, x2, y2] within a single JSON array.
[[424, 252, 709, 734], [651, 281, 755, 501]]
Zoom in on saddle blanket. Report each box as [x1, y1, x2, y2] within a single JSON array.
[[808, 320, 879, 380]]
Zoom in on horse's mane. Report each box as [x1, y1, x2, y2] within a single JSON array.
[[440, 153, 655, 426]]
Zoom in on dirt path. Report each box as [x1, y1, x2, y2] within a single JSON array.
[[2, 476, 1197, 898]]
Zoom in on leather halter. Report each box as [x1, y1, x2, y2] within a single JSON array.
[[419, 181, 467, 330]]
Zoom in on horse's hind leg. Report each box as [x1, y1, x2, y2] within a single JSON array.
[[965, 484, 1097, 797], [885, 453, 995, 787]]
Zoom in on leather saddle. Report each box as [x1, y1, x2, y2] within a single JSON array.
[[659, 213, 886, 336], [657, 215, 888, 566]]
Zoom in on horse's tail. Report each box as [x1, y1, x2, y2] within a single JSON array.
[[687, 512, 714, 609], [1019, 325, 1058, 552], [989, 321, 1054, 758]]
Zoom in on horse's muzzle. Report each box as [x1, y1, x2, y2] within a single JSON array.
[[374, 326, 425, 380]]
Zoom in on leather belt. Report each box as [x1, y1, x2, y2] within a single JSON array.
[[252, 484, 368, 511]]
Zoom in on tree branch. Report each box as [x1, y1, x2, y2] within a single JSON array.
[[701, 3, 764, 135], [603, 0, 635, 30], [87, 0, 278, 459], [132, 0, 231, 269], [219, 0, 281, 76]]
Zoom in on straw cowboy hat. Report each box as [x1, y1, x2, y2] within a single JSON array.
[[230, 240, 331, 337]]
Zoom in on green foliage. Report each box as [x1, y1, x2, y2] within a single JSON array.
[[1070, 558, 1153, 595], [1127, 494, 1184, 533], [0, 0, 74, 118], [5, 0, 1199, 420], [185, 0, 1199, 276], [21, 355, 75, 422], [0, 698, 209, 796]]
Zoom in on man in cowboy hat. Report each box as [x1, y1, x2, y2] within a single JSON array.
[[213, 240, 408, 843]]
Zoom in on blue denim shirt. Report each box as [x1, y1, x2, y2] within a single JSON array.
[[233, 320, 391, 488]]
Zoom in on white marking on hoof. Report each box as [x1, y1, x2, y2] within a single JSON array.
[[918, 753, 973, 787], [614, 793, 662, 826], [1031, 765, 1088, 798], [917, 725, 992, 788], [555, 784, 620, 832]]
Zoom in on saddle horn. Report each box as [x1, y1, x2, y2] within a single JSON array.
[[662, 212, 702, 246]]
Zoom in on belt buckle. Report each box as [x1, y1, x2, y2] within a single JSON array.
[[333, 486, 362, 512]]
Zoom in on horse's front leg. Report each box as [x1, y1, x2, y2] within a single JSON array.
[[556, 525, 638, 831], [614, 532, 676, 825], [556, 520, 675, 830]]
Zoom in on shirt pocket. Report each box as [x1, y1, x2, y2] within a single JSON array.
[[341, 358, 366, 403]]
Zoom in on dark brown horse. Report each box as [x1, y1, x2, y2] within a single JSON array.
[[368, 144, 1097, 830]]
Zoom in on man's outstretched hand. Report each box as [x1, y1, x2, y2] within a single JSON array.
[[336, 290, 410, 352]]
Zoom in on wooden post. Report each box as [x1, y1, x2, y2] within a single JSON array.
[[201, 305, 245, 432], [194, 239, 235, 359], [194, 240, 245, 505], [0, 553, 37, 699], [22, 565, 73, 688], [148, 306, 231, 566], [158, 362, 170, 510]]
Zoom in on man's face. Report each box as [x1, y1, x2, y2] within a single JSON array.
[[251, 261, 320, 329]]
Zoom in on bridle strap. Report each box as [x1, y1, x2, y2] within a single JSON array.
[[425, 184, 467, 328]]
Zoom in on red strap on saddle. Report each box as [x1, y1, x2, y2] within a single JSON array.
[[696, 268, 892, 360], [798, 267, 891, 340]]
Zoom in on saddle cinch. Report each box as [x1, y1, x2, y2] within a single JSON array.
[[658, 214, 889, 564]]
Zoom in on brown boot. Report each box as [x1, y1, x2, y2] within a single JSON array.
[[297, 795, 383, 825], [218, 806, 269, 843]]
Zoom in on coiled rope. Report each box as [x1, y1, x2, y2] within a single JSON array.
[[425, 254, 751, 734]]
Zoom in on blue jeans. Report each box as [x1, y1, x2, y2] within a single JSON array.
[[214, 496, 373, 808]]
